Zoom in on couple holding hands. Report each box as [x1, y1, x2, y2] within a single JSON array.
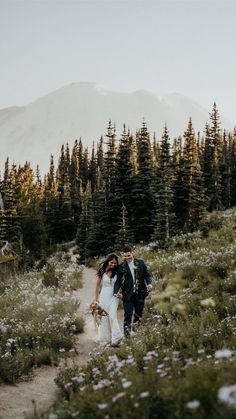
[[95, 245, 153, 347]]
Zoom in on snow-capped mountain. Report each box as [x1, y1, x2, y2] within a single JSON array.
[[0, 82, 233, 175]]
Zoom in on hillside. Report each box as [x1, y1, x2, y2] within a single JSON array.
[[39, 209, 236, 418], [0, 82, 233, 175]]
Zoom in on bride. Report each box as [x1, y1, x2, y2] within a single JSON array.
[[95, 253, 123, 347]]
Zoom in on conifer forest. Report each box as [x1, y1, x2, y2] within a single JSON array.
[[0, 103, 235, 264]]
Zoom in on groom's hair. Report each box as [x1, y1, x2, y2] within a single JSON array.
[[123, 245, 132, 253]]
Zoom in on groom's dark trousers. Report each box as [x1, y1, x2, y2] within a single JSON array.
[[114, 259, 153, 338], [123, 293, 145, 337]]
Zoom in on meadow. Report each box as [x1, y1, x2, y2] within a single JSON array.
[[0, 251, 84, 384], [33, 210, 236, 418]]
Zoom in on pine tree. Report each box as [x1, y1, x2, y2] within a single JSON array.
[[202, 104, 223, 210], [102, 120, 120, 252], [131, 121, 154, 242], [56, 145, 74, 241], [70, 140, 82, 230], [229, 128, 236, 206], [43, 155, 59, 246], [220, 130, 231, 208], [172, 136, 185, 232], [181, 119, 206, 231], [115, 202, 134, 250], [152, 125, 175, 245], [16, 162, 47, 259], [88, 142, 97, 193], [2, 164, 21, 248], [115, 125, 135, 238]]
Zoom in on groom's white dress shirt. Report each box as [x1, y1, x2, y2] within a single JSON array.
[[128, 259, 136, 292]]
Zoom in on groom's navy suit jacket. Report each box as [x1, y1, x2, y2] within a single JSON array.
[[114, 259, 153, 302]]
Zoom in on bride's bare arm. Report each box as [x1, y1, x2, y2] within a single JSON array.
[[95, 275, 102, 301]]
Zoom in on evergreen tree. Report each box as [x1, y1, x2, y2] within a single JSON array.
[[2, 164, 21, 248], [220, 130, 231, 208], [115, 125, 135, 238], [56, 145, 74, 241], [70, 140, 82, 230], [102, 120, 120, 252], [43, 155, 59, 246], [88, 142, 97, 193], [181, 119, 206, 231], [172, 136, 185, 232], [76, 182, 93, 263], [16, 162, 47, 259], [229, 128, 236, 206], [115, 202, 134, 250], [152, 125, 175, 245], [202, 104, 223, 210], [131, 121, 154, 242]]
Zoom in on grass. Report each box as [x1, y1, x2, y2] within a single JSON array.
[[32, 209, 236, 418], [0, 250, 84, 383]]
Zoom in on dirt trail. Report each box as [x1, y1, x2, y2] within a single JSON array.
[[0, 267, 106, 419]]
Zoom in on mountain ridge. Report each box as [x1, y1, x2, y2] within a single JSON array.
[[0, 82, 233, 175]]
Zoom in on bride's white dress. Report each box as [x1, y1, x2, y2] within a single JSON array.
[[98, 273, 123, 345]]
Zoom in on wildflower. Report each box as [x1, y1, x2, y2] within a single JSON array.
[[112, 392, 125, 403], [157, 363, 164, 369], [71, 412, 80, 418], [215, 349, 233, 359], [71, 375, 84, 384], [218, 384, 236, 408], [122, 381, 132, 389], [0, 324, 7, 333], [140, 391, 150, 398], [97, 403, 108, 410], [200, 298, 216, 308], [93, 379, 112, 390], [64, 382, 72, 389], [186, 400, 200, 409]]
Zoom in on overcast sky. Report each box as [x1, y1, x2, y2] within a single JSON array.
[[1, 0, 236, 122]]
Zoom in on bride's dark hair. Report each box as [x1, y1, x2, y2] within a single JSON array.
[[97, 253, 119, 278]]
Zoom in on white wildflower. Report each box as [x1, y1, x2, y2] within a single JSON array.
[[122, 381, 132, 389], [140, 391, 150, 398], [71, 375, 84, 384], [200, 298, 215, 307], [215, 349, 233, 359], [218, 384, 236, 408], [97, 403, 108, 410], [112, 392, 125, 403], [48, 414, 58, 419], [186, 400, 200, 409]]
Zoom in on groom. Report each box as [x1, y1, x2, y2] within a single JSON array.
[[114, 245, 153, 338]]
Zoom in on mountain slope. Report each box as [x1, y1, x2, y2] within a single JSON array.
[[0, 82, 232, 175]]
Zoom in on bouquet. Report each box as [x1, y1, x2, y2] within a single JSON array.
[[89, 301, 108, 327]]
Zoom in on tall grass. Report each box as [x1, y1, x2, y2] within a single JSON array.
[[34, 210, 236, 418], [0, 252, 84, 383]]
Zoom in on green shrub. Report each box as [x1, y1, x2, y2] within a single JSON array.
[[42, 263, 62, 287]]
